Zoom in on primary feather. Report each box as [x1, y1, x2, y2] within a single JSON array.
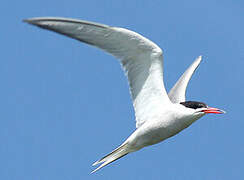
[[24, 17, 171, 128], [24, 17, 219, 173], [168, 56, 202, 103]]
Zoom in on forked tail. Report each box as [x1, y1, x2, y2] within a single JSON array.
[[91, 143, 129, 173]]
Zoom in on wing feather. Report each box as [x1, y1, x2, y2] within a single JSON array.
[[168, 56, 202, 103], [24, 17, 171, 128]]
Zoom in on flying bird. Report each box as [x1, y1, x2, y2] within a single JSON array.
[[24, 17, 225, 173]]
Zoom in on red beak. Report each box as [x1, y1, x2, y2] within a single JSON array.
[[201, 107, 225, 114]]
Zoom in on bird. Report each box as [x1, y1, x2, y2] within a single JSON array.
[[24, 17, 225, 173]]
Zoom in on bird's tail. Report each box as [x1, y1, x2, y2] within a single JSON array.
[[91, 142, 129, 173]]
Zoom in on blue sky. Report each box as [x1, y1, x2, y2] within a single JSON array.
[[1, 0, 243, 179]]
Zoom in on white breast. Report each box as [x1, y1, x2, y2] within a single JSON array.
[[127, 104, 203, 149]]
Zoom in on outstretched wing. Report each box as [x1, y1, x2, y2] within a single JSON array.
[[168, 56, 202, 103], [24, 17, 171, 128]]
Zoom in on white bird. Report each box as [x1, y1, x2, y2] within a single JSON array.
[[24, 17, 225, 173]]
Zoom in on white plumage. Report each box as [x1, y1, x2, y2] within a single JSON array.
[[24, 17, 224, 173]]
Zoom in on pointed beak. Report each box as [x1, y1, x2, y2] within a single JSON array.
[[201, 107, 226, 114]]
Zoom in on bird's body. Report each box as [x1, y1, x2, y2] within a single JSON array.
[[24, 17, 225, 173], [128, 104, 200, 149]]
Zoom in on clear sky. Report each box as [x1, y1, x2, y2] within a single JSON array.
[[1, 0, 243, 179]]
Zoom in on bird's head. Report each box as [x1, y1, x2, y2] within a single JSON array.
[[180, 101, 225, 116]]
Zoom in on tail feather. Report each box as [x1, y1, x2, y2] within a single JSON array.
[[91, 143, 129, 173]]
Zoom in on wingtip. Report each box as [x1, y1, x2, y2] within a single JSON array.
[[22, 18, 30, 23], [194, 55, 203, 64], [22, 17, 49, 24], [22, 17, 56, 29], [198, 55, 203, 60], [22, 18, 39, 25]]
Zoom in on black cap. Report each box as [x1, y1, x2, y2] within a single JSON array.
[[180, 101, 207, 109]]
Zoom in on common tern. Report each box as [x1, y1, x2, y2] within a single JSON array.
[[24, 17, 225, 173]]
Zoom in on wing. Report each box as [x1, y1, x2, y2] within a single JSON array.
[[168, 56, 202, 103], [24, 17, 171, 128]]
